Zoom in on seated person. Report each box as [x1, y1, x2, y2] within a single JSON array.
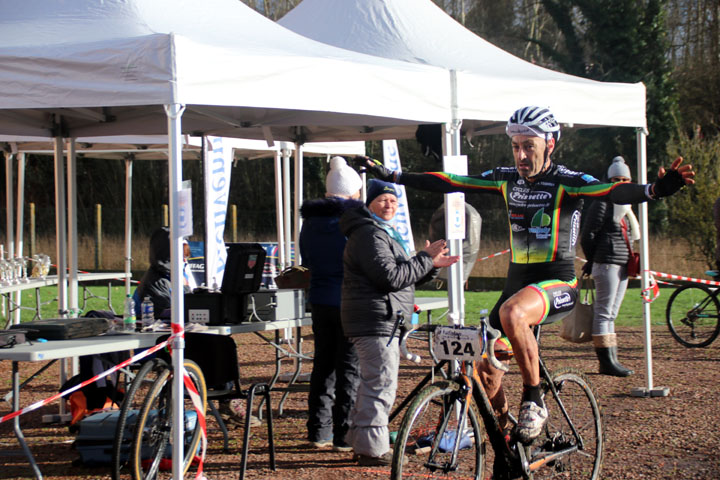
[[133, 227, 171, 319]]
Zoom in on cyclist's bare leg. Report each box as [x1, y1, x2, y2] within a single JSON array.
[[498, 286, 546, 388], [477, 359, 510, 429]]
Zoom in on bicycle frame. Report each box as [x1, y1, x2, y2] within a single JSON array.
[[419, 326, 589, 479]]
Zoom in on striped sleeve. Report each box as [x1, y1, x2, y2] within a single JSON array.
[[562, 177, 651, 204], [398, 170, 504, 195]]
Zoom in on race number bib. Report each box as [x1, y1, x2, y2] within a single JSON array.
[[433, 326, 483, 362]]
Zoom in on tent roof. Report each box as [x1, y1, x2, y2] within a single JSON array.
[[0, 0, 451, 141], [279, 0, 646, 131]]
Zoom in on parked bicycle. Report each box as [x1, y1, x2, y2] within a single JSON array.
[[111, 354, 207, 480], [391, 317, 603, 480], [665, 270, 720, 348]]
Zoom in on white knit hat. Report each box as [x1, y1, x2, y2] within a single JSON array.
[[325, 156, 362, 197], [607, 156, 631, 180]]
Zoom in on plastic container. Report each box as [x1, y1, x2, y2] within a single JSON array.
[[141, 296, 154, 329], [123, 294, 136, 332]]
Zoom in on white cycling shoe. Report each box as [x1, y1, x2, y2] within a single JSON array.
[[515, 400, 548, 443]]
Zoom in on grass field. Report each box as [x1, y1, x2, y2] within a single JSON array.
[[3, 284, 676, 328]]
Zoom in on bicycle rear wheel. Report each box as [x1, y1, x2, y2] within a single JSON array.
[[391, 380, 485, 480], [666, 285, 720, 348], [130, 359, 207, 480], [532, 368, 602, 480], [112, 357, 168, 480]]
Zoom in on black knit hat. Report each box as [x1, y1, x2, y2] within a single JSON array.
[[366, 179, 398, 206]]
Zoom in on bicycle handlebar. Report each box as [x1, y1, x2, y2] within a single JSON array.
[[398, 323, 433, 364], [484, 323, 509, 372]]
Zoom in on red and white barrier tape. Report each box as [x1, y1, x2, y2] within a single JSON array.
[[476, 249, 510, 262], [0, 337, 171, 425], [648, 270, 720, 287]]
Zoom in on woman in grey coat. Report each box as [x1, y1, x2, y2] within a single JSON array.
[[340, 179, 458, 466]]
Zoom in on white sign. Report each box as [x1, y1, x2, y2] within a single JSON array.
[[445, 192, 466, 240], [433, 326, 483, 362], [383, 140, 415, 251]]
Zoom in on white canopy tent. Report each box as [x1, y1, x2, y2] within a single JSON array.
[[3, 136, 364, 313], [0, 0, 454, 476], [281, 0, 662, 397]]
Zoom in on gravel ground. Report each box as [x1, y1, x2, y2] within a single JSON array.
[[1, 324, 718, 480]]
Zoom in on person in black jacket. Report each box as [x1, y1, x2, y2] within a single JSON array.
[[340, 179, 458, 466], [299, 156, 364, 452], [132, 226, 171, 318], [581, 157, 639, 377]]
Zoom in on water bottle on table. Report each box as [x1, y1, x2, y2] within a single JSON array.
[[123, 294, 137, 332], [141, 296, 154, 330]]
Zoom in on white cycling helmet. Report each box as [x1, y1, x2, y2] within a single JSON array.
[[506, 106, 561, 142]]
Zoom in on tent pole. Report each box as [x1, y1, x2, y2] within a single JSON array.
[[52, 135, 71, 422], [274, 150, 286, 271], [293, 143, 304, 266], [124, 157, 133, 296], [4, 152, 14, 260], [66, 139, 79, 317], [53, 136, 68, 317], [443, 69, 465, 326], [165, 103, 187, 478], [14, 153, 26, 325], [282, 145, 293, 268], [4, 151, 15, 323], [631, 128, 668, 398]]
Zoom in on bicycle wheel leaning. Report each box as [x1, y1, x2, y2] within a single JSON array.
[[130, 359, 207, 480], [666, 284, 720, 348], [112, 357, 169, 480], [391, 380, 485, 480], [532, 367, 602, 480]]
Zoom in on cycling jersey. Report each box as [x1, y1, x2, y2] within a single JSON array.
[[399, 163, 650, 279], [399, 163, 652, 332]]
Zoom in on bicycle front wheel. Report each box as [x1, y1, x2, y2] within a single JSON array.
[[666, 285, 720, 348], [532, 368, 602, 480], [391, 380, 485, 480], [130, 359, 207, 480], [112, 357, 168, 480]]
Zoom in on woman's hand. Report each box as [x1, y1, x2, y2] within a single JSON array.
[[423, 239, 460, 268]]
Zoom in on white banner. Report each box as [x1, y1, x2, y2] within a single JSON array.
[[382, 140, 415, 252], [203, 136, 233, 288]]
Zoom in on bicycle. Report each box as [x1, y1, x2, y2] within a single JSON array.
[[130, 357, 207, 480], [391, 318, 603, 480], [665, 270, 720, 348], [112, 357, 170, 480], [110, 350, 207, 480]]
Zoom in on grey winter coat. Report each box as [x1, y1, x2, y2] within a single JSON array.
[[339, 206, 437, 337], [580, 199, 630, 266]]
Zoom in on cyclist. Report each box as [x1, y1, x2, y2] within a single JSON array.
[[356, 105, 695, 443]]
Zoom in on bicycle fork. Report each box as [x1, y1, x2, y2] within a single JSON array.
[[425, 374, 473, 474]]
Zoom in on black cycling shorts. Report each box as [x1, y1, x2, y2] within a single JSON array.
[[488, 277, 579, 343]]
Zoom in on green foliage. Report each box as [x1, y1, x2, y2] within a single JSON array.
[[664, 131, 720, 268], [538, 0, 676, 173]]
